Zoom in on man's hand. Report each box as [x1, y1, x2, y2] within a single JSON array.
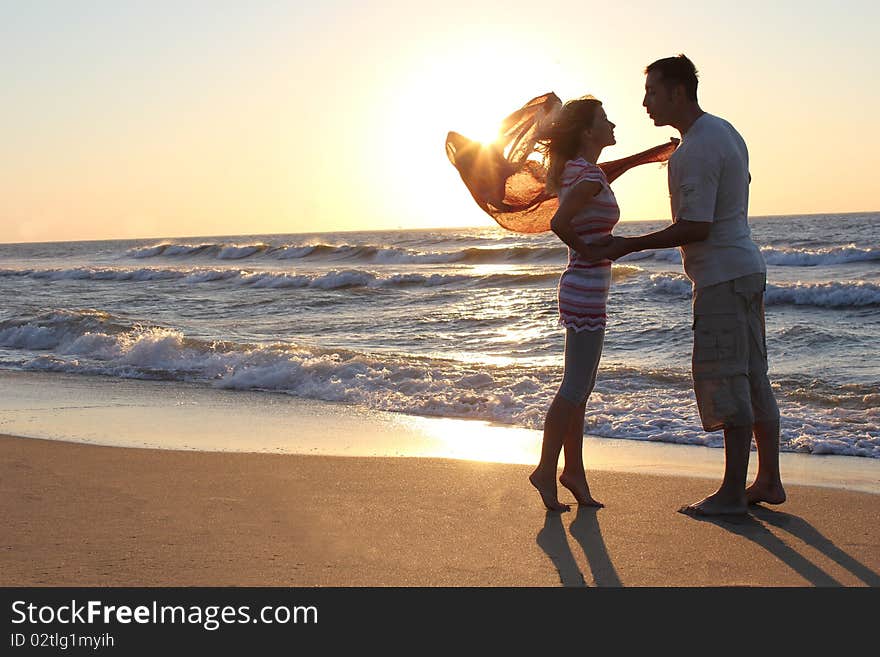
[[577, 236, 630, 263]]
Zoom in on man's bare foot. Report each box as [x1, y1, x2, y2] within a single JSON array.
[[529, 470, 570, 512], [746, 480, 787, 505], [558, 473, 604, 508], [678, 491, 748, 517]]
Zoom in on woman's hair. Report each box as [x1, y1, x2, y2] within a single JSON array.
[[540, 96, 603, 194]]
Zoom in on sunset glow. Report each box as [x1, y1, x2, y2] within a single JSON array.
[[1, 1, 877, 243]]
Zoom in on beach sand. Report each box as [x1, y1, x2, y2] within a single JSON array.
[[3, 434, 878, 587], [2, 370, 878, 587]]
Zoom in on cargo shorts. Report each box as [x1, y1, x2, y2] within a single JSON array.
[[691, 272, 780, 431]]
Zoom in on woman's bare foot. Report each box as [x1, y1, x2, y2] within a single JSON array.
[[558, 472, 603, 508], [679, 491, 748, 517], [746, 480, 787, 505], [529, 470, 570, 512]]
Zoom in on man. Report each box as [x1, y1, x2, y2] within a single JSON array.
[[590, 54, 785, 515]]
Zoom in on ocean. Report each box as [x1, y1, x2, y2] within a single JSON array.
[[0, 212, 877, 459]]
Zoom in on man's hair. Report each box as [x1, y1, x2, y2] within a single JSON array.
[[645, 54, 699, 101]]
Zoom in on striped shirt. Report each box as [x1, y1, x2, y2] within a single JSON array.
[[556, 158, 620, 332]]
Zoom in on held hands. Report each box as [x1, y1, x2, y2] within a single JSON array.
[[577, 235, 630, 263]]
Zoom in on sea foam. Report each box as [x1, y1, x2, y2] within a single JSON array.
[[3, 309, 876, 458]]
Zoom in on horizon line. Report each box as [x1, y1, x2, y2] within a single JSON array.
[[1, 209, 878, 246]]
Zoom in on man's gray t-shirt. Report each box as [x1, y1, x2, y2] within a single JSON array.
[[668, 113, 765, 289]]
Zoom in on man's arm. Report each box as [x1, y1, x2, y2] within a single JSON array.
[[586, 148, 720, 261], [577, 219, 710, 262], [607, 220, 710, 260]]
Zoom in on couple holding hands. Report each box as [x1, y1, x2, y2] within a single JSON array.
[[523, 55, 784, 516]]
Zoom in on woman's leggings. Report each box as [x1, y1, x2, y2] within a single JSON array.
[[556, 326, 605, 405]]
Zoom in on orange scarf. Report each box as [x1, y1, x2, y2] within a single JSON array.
[[446, 92, 678, 233]]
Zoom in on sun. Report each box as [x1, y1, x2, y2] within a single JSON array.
[[453, 113, 503, 147], [367, 43, 578, 229], [384, 47, 543, 149]]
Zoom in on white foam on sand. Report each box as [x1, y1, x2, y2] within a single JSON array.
[[0, 369, 877, 495]]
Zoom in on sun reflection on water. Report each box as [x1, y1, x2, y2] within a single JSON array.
[[393, 415, 540, 465]]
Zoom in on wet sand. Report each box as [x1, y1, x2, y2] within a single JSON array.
[[3, 434, 878, 587]]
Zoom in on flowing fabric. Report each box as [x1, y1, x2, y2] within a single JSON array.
[[445, 92, 679, 233]]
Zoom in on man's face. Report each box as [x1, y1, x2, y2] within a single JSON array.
[[643, 70, 675, 126]]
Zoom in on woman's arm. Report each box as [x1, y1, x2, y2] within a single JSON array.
[[549, 181, 607, 258]]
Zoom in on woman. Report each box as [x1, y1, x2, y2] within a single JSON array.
[[528, 96, 618, 511]]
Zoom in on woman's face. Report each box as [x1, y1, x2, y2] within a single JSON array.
[[589, 107, 616, 147]]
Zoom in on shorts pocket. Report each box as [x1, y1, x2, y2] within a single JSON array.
[[692, 313, 747, 379]]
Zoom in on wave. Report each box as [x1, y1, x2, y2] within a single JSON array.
[[128, 243, 272, 260], [776, 324, 863, 348], [0, 309, 131, 351], [776, 376, 880, 410], [9, 263, 877, 308], [617, 244, 880, 268], [646, 273, 880, 308], [1, 309, 877, 458], [645, 273, 692, 298], [765, 281, 880, 308], [125, 241, 569, 265], [761, 245, 880, 266], [0, 266, 561, 290], [618, 248, 682, 264]]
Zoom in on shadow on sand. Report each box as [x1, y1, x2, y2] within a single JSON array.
[[536, 506, 622, 587], [680, 505, 880, 587]]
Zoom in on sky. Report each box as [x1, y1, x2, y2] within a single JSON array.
[[1, 0, 878, 243]]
